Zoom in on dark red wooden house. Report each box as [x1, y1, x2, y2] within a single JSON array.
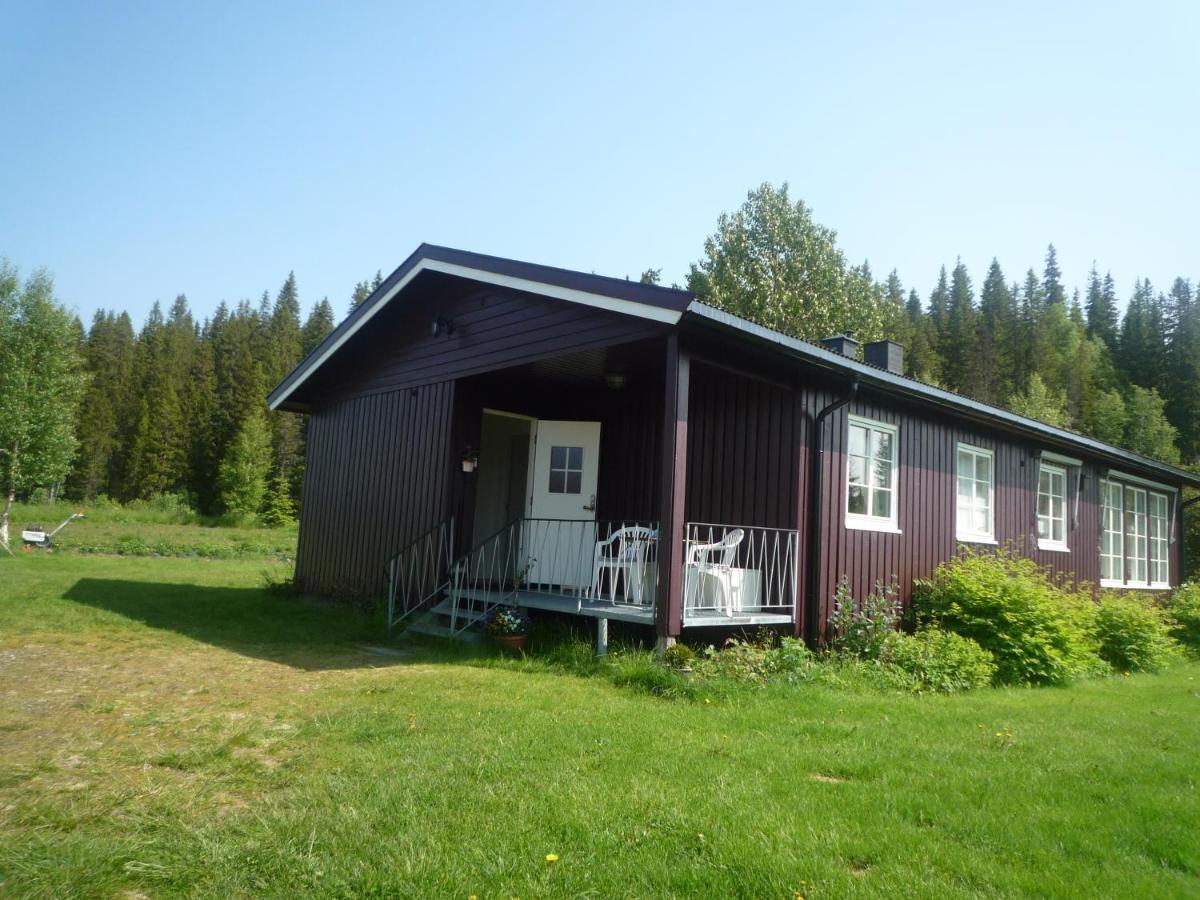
[[269, 245, 1199, 647]]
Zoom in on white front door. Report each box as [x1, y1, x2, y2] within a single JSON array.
[[524, 420, 601, 590]]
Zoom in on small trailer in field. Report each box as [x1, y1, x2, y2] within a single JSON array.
[[21, 511, 84, 550]]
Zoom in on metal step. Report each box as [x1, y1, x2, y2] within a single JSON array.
[[404, 619, 485, 642], [428, 599, 487, 623]]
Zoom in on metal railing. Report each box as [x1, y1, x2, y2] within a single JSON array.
[[385, 518, 455, 629], [446, 518, 660, 634], [682, 522, 800, 622]]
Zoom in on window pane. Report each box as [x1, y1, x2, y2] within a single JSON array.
[[957, 476, 972, 503], [567, 447, 583, 470], [1053, 519, 1064, 542], [976, 455, 991, 481], [1037, 518, 1049, 540], [848, 455, 866, 485], [974, 509, 988, 533], [848, 425, 868, 457], [872, 430, 893, 461], [872, 459, 892, 488], [565, 471, 582, 494], [1039, 470, 1050, 494], [958, 449, 972, 474], [1038, 494, 1050, 518], [975, 480, 988, 503], [548, 470, 565, 493], [872, 488, 892, 519], [848, 485, 867, 515], [550, 446, 567, 469]]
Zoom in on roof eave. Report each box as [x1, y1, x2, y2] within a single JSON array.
[[683, 302, 1200, 488]]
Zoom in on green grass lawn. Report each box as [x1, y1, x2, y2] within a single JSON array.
[[5, 500, 297, 560], [2, 552, 1199, 898]]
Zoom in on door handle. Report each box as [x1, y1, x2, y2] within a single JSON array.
[[582, 494, 596, 512]]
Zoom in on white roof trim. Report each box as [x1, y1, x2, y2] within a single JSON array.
[[1100, 470, 1178, 495], [270, 257, 683, 410], [1039, 450, 1083, 467]]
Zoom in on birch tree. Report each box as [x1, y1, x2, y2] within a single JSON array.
[[0, 262, 84, 546]]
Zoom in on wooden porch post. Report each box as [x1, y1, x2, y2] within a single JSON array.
[[656, 335, 689, 644]]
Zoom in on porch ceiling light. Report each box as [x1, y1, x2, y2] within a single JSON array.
[[605, 372, 626, 390]]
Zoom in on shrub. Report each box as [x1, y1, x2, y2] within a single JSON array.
[[881, 629, 997, 692], [692, 634, 814, 684], [1094, 593, 1178, 672], [912, 549, 1101, 685], [826, 577, 900, 660], [662, 642, 696, 669], [1167, 583, 1200, 651]]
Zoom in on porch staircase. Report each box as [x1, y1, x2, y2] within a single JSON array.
[[385, 517, 520, 642]]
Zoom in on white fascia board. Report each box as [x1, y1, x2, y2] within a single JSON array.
[[1039, 449, 1083, 467], [1101, 470, 1179, 495], [270, 258, 683, 410]]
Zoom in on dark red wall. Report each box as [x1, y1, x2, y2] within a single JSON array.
[[295, 381, 455, 597]]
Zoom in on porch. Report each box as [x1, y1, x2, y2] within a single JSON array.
[[386, 517, 799, 642], [384, 334, 807, 642]]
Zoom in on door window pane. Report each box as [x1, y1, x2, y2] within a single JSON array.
[[548, 445, 583, 495]]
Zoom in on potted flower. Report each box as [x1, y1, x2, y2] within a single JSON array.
[[485, 605, 530, 651]]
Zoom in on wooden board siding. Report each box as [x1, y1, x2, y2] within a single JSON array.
[[684, 361, 804, 531], [681, 357, 1186, 640], [294, 381, 455, 597], [297, 271, 668, 408], [812, 391, 1184, 638]]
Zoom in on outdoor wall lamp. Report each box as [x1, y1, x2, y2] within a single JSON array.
[[605, 371, 626, 390], [431, 317, 455, 337]]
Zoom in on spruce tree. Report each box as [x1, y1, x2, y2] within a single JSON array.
[[1043, 244, 1065, 305], [218, 407, 272, 519], [943, 259, 978, 393], [904, 289, 942, 383], [301, 298, 336, 356], [976, 259, 1014, 404], [1085, 265, 1119, 348]]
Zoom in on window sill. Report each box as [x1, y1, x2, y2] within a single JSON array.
[[845, 517, 901, 535], [1037, 540, 1069, 553], [1101, 580, 1171, 591], [956, 534, 996, 545]]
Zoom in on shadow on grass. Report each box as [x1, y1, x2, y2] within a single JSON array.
[[63, 578, 412, 672]]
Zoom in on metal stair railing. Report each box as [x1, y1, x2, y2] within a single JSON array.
[[385, 518, 455, 629]]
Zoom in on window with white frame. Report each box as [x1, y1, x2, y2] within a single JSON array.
[[1036, 463, 1068, 551], [1100, 480, 1123, 582], [1125, 486, 1148, 585], [846, 416, 898, 531], [956, 444, 994, 542], [1100, 478, 1172, 588], [1149, 492, 1169, 586]]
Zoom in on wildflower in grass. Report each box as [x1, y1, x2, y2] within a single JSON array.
[[545, 853, 559, 863]]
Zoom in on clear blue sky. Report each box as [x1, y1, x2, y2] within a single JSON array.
[[3, 1, 1197, 327]]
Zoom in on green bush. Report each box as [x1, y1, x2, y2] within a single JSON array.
[[692, 635, 814, 684], [826, 577, 900, 660], [881, 629, 997, 692], [912, 550, 1102, 685], [662, 642, 696, 669], [1095, 593, 1178, 672], [1167, 583, 1200, 651]]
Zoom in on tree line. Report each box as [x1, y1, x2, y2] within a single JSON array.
[[3, 181, 1197, 545], [687, 183, 1199, 468], [64, 277, 352, 522]]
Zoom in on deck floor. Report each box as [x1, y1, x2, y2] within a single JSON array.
[[450, 587, 793, 628]]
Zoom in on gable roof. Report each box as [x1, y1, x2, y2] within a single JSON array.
[[267, 243, 692, 411], [268, 244, 1199, 487]]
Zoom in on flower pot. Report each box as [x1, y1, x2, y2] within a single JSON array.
[[493, 634, 527, 651]]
